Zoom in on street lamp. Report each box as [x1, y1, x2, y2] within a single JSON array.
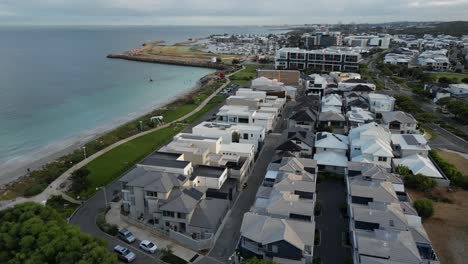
[[82, 146, 87, 159], [96, 186, 108, 208]]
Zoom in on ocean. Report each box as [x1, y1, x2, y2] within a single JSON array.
[[0, 25, 283, 184]]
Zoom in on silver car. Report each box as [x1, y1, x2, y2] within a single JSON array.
[[118, 228, 136, 243], [113, 245, 136, 263]]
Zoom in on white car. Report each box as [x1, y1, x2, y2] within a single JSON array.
[[139, 240, 157, 254]]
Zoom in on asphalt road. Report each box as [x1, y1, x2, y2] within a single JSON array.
[[69, 180, 162, 264]]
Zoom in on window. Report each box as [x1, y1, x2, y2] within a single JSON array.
[[165, 222, 170, 227], [271, 245, 278, 253], [177, 213, 186, 219], [144, 199, 148, 209], [389, 220, 394, 227], [378, 157, 388, 162], [243, 133, 249, 140], [146, 191, 157, 197], [163, 211, 175, 218]]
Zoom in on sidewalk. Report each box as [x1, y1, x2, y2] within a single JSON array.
[[106, 201, 198, 262]]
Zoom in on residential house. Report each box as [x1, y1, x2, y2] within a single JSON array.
[[192, 122, 265, 152], [318, 111, 346, 134], [276, 128, 314, 158], [393, 154, 450, 185], [349, 122, 394, 170], [288, 108, 318, 132], [346, 108, 375, 129], [160, 133, 255, 184], [344, 94, 370, 111], [321, 94, 342, 113], [424, 84, 451, 102], [257, 69, 300, 86], [367, 94, 395, 113], [313, 132, 349, 174], [391, 134, 430, 158], [251, 77, 297, 99], [381, 111, 418, 134]]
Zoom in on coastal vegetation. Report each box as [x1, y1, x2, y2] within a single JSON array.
[[0, 202, 116, 264], [0, 71, 234, 201]]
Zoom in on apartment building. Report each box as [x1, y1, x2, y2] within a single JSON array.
[[275, 47, 361, 71], [418, 50, 449, 71], [346, 163, 439, 264]]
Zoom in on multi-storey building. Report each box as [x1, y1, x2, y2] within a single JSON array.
[[275, 47, 361, 71]]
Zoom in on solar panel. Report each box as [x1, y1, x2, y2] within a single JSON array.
[[402, 134, 419, 145], [177, 175, 187, 181], [183, 188, 203, 200]]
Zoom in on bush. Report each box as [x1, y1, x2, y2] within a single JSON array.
[[404, 173, 437, 192], [462, 78, 468, 84], [414, 198, 434, 219], [429, 150, 468, 189], [70, 168, 91, 195], [24, 183, 48, 197], [314, 201, 322, 216], [96, 209, 119, 236]]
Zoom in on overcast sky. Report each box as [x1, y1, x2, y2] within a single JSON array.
[[1, 0, 467, 25]]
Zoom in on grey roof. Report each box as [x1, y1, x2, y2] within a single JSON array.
[[140, 152, 190, 169], [189, 198, 228, 229], [241, 213, 315, 251], [120, 167, 184, 193], [290, 108, 318, 123], [319, 111, 346, 121], [192, 166, 226, 180], [286, 127, 314, 147], [276, 140, 302, 152], [160, 188, 206, 213], [381, 111, 417, 125]]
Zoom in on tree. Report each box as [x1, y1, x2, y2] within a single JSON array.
[[70, 168, 90, 195], [413, 198, 434, 219], [462, 78, 468, 84], [231, 59, 240, 65], [0, 202, 116, 264], [404, 173, 437, 192]]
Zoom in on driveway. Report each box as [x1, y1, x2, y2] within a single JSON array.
[[314, 179, 351, 264]]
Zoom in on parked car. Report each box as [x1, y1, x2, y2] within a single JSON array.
[[118, 228, 136, 243], [139, 240, 158, 254], [113, 245, 136, 263]]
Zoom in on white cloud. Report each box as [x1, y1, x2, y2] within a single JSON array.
[[0, 0, 467, 25]]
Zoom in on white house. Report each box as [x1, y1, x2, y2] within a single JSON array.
[[391, 134, 431, 158], [448, 84, 468, 96], [367, 94, 395, 113], [349, 122, 393, 169], [393, 154, 443, 179], [321, 94, 343, 113], [192, 121, 265, 152], [314, 132, 349, 174], [346, 108, 375, 129]]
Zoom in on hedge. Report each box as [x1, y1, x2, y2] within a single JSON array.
[[429, 150, 468, 189]]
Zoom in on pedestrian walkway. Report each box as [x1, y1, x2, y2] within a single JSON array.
[[106, 201, 198, 262], [0, 66, 245, 211]]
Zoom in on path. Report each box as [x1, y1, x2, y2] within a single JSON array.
[[0, 66, 245, 210]]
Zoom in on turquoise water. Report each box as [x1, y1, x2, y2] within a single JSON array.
[[0, 26, 281, 182]]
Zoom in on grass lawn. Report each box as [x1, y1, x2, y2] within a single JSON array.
[[430, 72, 468, 82], [80, 125, 184, 198], [229, 64, 272, 84], [435, 149, 468, 176]]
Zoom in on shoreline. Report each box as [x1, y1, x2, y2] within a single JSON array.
[[0, 71, 215, 188]]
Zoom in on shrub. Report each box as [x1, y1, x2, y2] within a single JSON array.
[[462, 78, 468, 84], [414, 198, 434, 219], [429, 150, 468, 189], [96, 209, 119, 236], [24, 183, 48, 197], [70, 168, 90, 195], [404, 173, 437, 192]]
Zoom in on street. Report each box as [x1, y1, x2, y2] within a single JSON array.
[[368, 53, 468, 154]]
